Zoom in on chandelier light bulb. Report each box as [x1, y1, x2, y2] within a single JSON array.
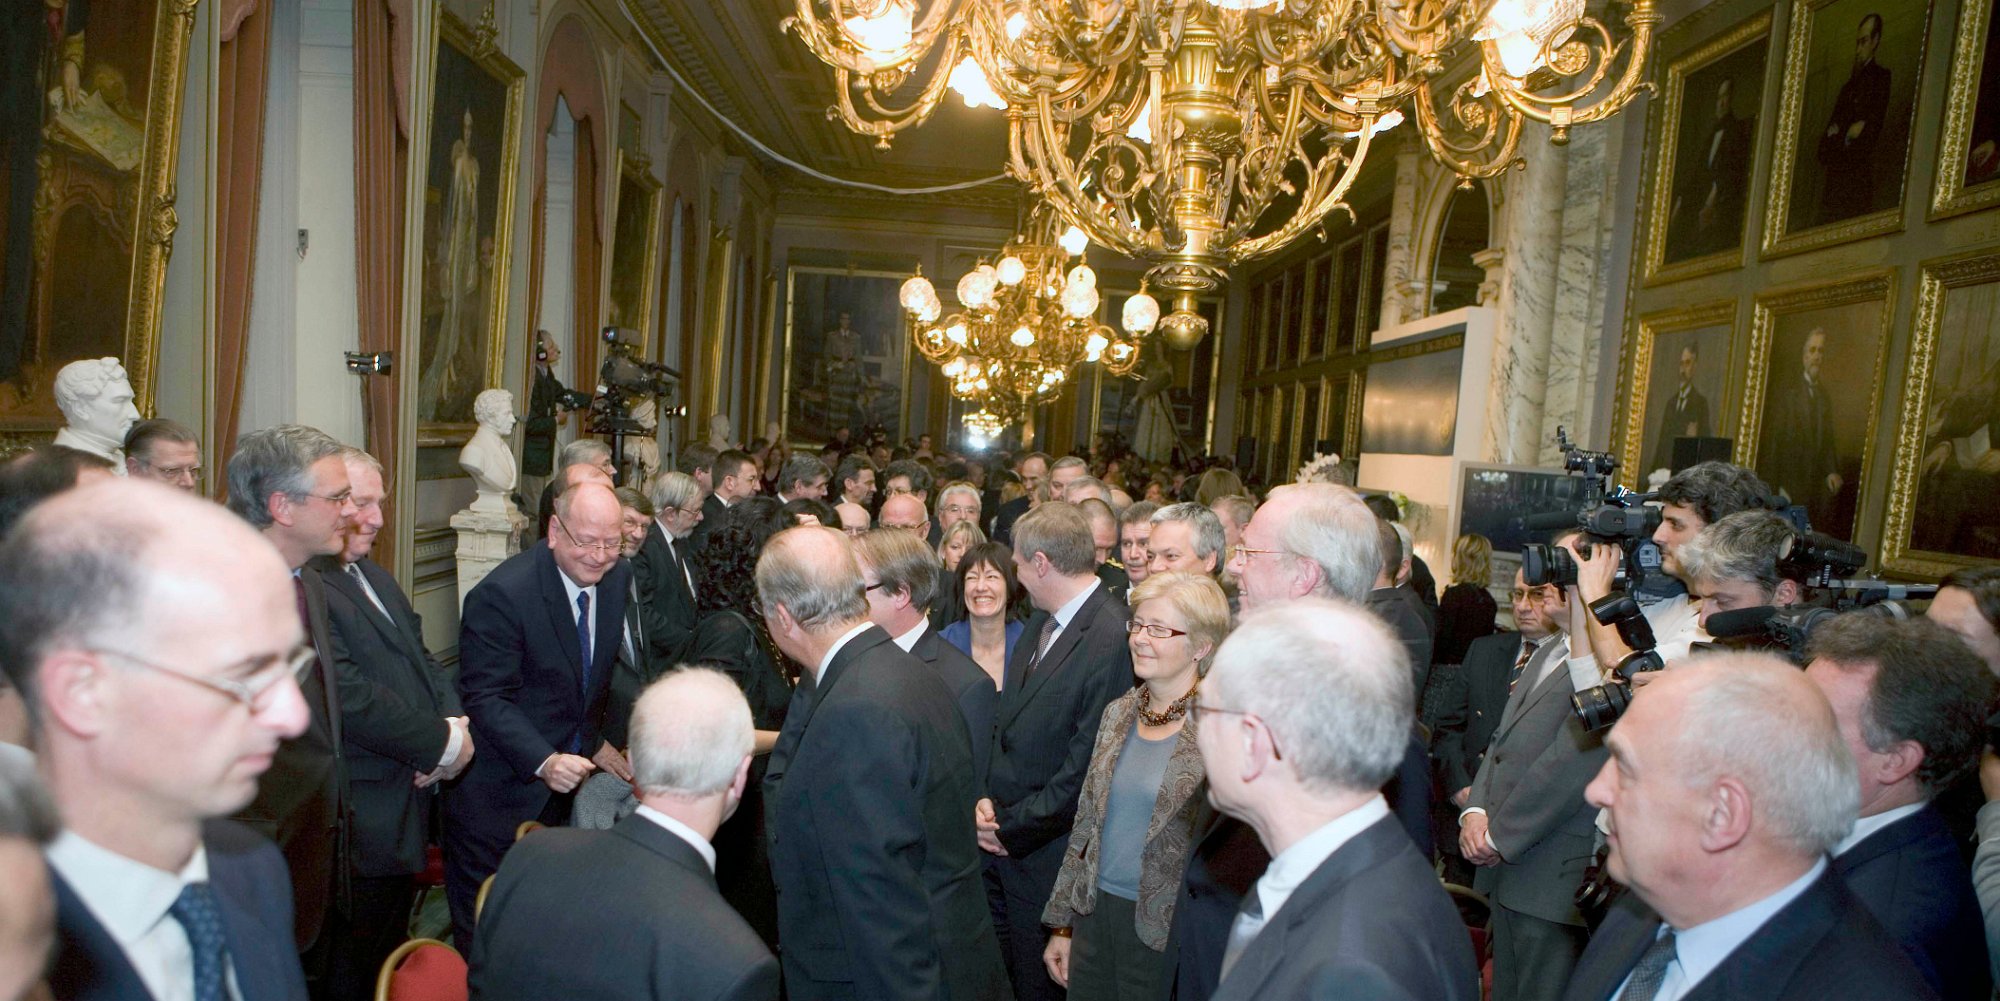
[[1062, 283, 1100, 319], [1066, 264, 1096, 291], [842, 0, 915, 63], [1010, 326, 1035, 347], [995, 255, 1027, 285], [899, 273, 935, 313], [915, 298, 941, 322], [1085, 332, 1109, 354], [947, 322, 969, 344], [947, 56, 1006, 110], [1059, 225, 1089, 256], [956, 269, 996, 309], [1122, 291, 1161, 333]]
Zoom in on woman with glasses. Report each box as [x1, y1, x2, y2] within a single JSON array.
[[1435, 533, 1498, 666], [1041, 571, 1230, 1000], [940, 541, 1024, 693]]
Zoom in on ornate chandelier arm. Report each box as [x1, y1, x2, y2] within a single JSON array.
[[1216, 79, 1314, 249], [785, 0, 963, 74], [1412, 74, 1524, 177], [841, 32, 971, 140], [1227, 125, 1376, 263], [1480, 1, 1656, 135], [1015, 101, 1153, 258]]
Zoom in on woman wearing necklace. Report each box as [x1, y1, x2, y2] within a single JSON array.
[[1041, 571, 1231, 1000]]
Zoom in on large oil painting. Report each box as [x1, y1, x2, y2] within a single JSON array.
[[784, 267, 909, 444], [0, 1, 193, 431], [1618, 301, 1737, 478], [605, 150, 661, 335], [1643, 13, 1770, 283], [1932, 0, 2000, 218], [414, 12, 522, 434]]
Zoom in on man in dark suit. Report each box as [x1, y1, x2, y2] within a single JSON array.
[[521, 330, 574, 494], [1667, 79, 1752, 262], [2, 480, 313, 1000], [854, 528, 999, 784], [978, 502, 1134, 1001], [1648, 344, 1713, 473], [635, 471, 705, 669], [223, 425, 358, 969], [1458, 563, 1601, 1001], [471, 669, 778, 1001], [1563, 654, 1936, 1001], [1806, 615, 1995, 1000], [1365, 516, 1434, 696], [678, 442, 722, 554], [758, 526, 1007, 1001], [442, 483, 632, 952], [1815, 12, 1892, 225], [315, 447, 472, 1000], [1759, 329, 1844, 531], [991, 452, 1049, 546], [1196, 599, 1478, 1001]]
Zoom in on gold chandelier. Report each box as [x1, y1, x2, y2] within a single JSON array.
[[787, 0, 1654, 341], [898, 202, 1155, 422]]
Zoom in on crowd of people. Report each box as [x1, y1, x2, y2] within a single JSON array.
[[3, 420, 2000, 1001]]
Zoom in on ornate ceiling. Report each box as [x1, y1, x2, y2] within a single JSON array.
[[626, 0, 1014, 199]]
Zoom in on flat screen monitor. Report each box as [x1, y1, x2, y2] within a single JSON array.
[[1454, 462, 1596, 555]]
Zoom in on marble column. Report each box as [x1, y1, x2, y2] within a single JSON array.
[[1377, 147, 1424, 331], [1538, 124, 1615, 466], [1484, 123, 1569, 464]]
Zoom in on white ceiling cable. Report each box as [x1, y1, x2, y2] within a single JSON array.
[[617, 0, 1009, 196]]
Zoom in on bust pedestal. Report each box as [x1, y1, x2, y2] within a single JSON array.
[[450, 502, 526, 610]]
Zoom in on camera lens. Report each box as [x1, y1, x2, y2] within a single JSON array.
[[1572, 680, 1633, 732], [1522, 544, 1578, 589]]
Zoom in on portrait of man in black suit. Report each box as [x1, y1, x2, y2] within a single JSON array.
[[1815, 13, 1893, 224], [1644, 338, 1718, 475], [1665, 50, 1761, 264], [1757, 325, 1854, 535]]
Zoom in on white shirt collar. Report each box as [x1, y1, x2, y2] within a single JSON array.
[[1834, 801, 1928, 857], [47, 830, 210, 951], [816, 621, 875, 678], [891, 620, 929, 652], [1050, 580, 1098, 630], [1253, 795, 1390, 925], [1649, 859, 1827, 999], [633, 805, 718, 873], [556, 567, 598, 607]]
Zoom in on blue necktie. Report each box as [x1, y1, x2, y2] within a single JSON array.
[[576, 592, 593, 691], [169, 882, 229, 1001]]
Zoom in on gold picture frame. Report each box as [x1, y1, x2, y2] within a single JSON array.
[[780, 265, 916, 444], [1879, 250, 2000, 576], [1929, 0, 2000, 220], [605, 149, 663, 340], [0, 1, 195, 433], [411, 10, 524, 444], [1760, 0, 1934, 259], [1737, 271, 1896, 540], [1615, 299, 1739, 478], [1640, 12, 1772, 286]]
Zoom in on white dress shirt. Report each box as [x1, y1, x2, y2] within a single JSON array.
[[890, 620, 929, 652], [1833, 801, 1928, 858], [46, 832, 245, 1001], [1614, 859, 1826, 1001], [634, 805, 718, 872], [1227, 794, 1392, 972], [1040, 580, 1099, 651]]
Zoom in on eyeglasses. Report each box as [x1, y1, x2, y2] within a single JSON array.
[[1509, 586, 1556, 602], [1189, 701, 1285, 760], [92, 644, 316, 711], [299, 488, 353, 506], [142, 462, 201, 480], [1228, 545, 1286, 563], [1126, 620, 1189, 639], [864, 582, 885, 593], [552, 514, 622, 557]]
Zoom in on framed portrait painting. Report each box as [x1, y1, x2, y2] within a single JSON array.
[[783, 267, 911, 444], [1617, 300, 1738, 479], [1930, 0, 2000, 218], [1762, 0, 1933, 257], [1641, 13, 1771, 284], [605, 150, 662, 336], [1737, 272, 1895, 541], [1880, 251, 2000, 576], [413, 11, 524, 439], [0, 1, 194, 433]]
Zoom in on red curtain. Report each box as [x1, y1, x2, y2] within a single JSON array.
[[572, 119, 600, 387], [208, 2, 272, 494], [353, 0, 410, 565]]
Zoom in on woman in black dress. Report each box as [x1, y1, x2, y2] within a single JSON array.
[[1434, 533, 1498, 667]]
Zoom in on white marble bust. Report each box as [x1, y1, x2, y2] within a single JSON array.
[[52, 358, 140, 473], [706, 413, 733, 452], [460, 388, 519, 514]]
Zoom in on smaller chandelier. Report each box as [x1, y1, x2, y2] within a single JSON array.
[[900, 203, 1157, 420]]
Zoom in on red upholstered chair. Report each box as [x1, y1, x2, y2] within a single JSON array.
[[375, 938, 467, 1001]]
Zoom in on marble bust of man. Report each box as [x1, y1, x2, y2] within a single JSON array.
[[53, 358, 141, 473], [460, 388, 519, 514]]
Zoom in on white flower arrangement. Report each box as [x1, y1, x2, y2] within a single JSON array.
[[1296, 452, 1346, 485]]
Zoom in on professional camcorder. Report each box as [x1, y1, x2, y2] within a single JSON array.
[[1516, 428, 1665, 592], [585, 326, 683, 436], [1699, 528, 1933, 663]]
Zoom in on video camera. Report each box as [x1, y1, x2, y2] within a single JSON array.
[[1515, 428, 1665, 592], [585, 326, 683, 436], [1699, 529, 1932, 663]]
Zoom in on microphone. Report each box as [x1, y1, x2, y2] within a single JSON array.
[[1702, 605, 1778, 639]]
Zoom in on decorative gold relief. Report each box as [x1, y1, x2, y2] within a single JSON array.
[[1880, 250, 2000, 577], [1737, 271, 1895, 541]]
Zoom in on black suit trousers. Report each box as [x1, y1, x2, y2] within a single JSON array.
[[985, 848, 1066, 1001], [314, 875, 416, 1001], [1491, 903, 1586, 1001]]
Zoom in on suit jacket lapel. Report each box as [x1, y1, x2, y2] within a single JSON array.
[[301, 561, 343, 748], [1569, 897, 1668, 1001], [766, 628, 887, 800], [323, 560, 414, 661], [1220, 817, 1403, 998], [48, 869, 156, 1001], [1002, 611, 1046, 699], [360, 559, 452, 706], [1493, 639, 1566, 740], [1010, 587, 1103, 711], [1682, 874, 1838, 1001], [206, 834, 294, 1000], [538, 548, 587, 682]]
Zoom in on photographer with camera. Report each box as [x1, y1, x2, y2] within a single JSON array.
[[1672, 510, 1807, 635], [1557, 461, 1775, 688], [1805, 615, 1995, 1001]]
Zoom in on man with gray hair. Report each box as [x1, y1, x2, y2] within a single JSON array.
[[0, 753, 57, 1001], [1148, 501, 1228, 579], [1049, 456, 1089, 501], [1196, 599, 1478, 1000], [536, 438, 617, 538], [1226, 482, 1381, 613], [225, 423, 358, 960], [470, 669, 779, 1000], [757, 526, 1005, 1001], [1562, 654, 1934, 1001], [775, 455, 831, 503], [636, 471, 705, 668], [1064, 474, 1111, 507]]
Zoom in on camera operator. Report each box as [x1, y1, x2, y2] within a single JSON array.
[[1673, 510, 1806, 636], [1804, 615, 1995, 1001], [1560, 461, 1774, 681]]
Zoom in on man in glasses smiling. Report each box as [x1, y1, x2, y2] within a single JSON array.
[[2, 479, 315, 999]]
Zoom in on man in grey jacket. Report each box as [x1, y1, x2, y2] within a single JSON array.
[[1459, 530, 1604, 1001]]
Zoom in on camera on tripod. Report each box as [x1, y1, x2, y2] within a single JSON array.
[[585, 326, 682, 436], [1515, 428, 1665, 592]]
